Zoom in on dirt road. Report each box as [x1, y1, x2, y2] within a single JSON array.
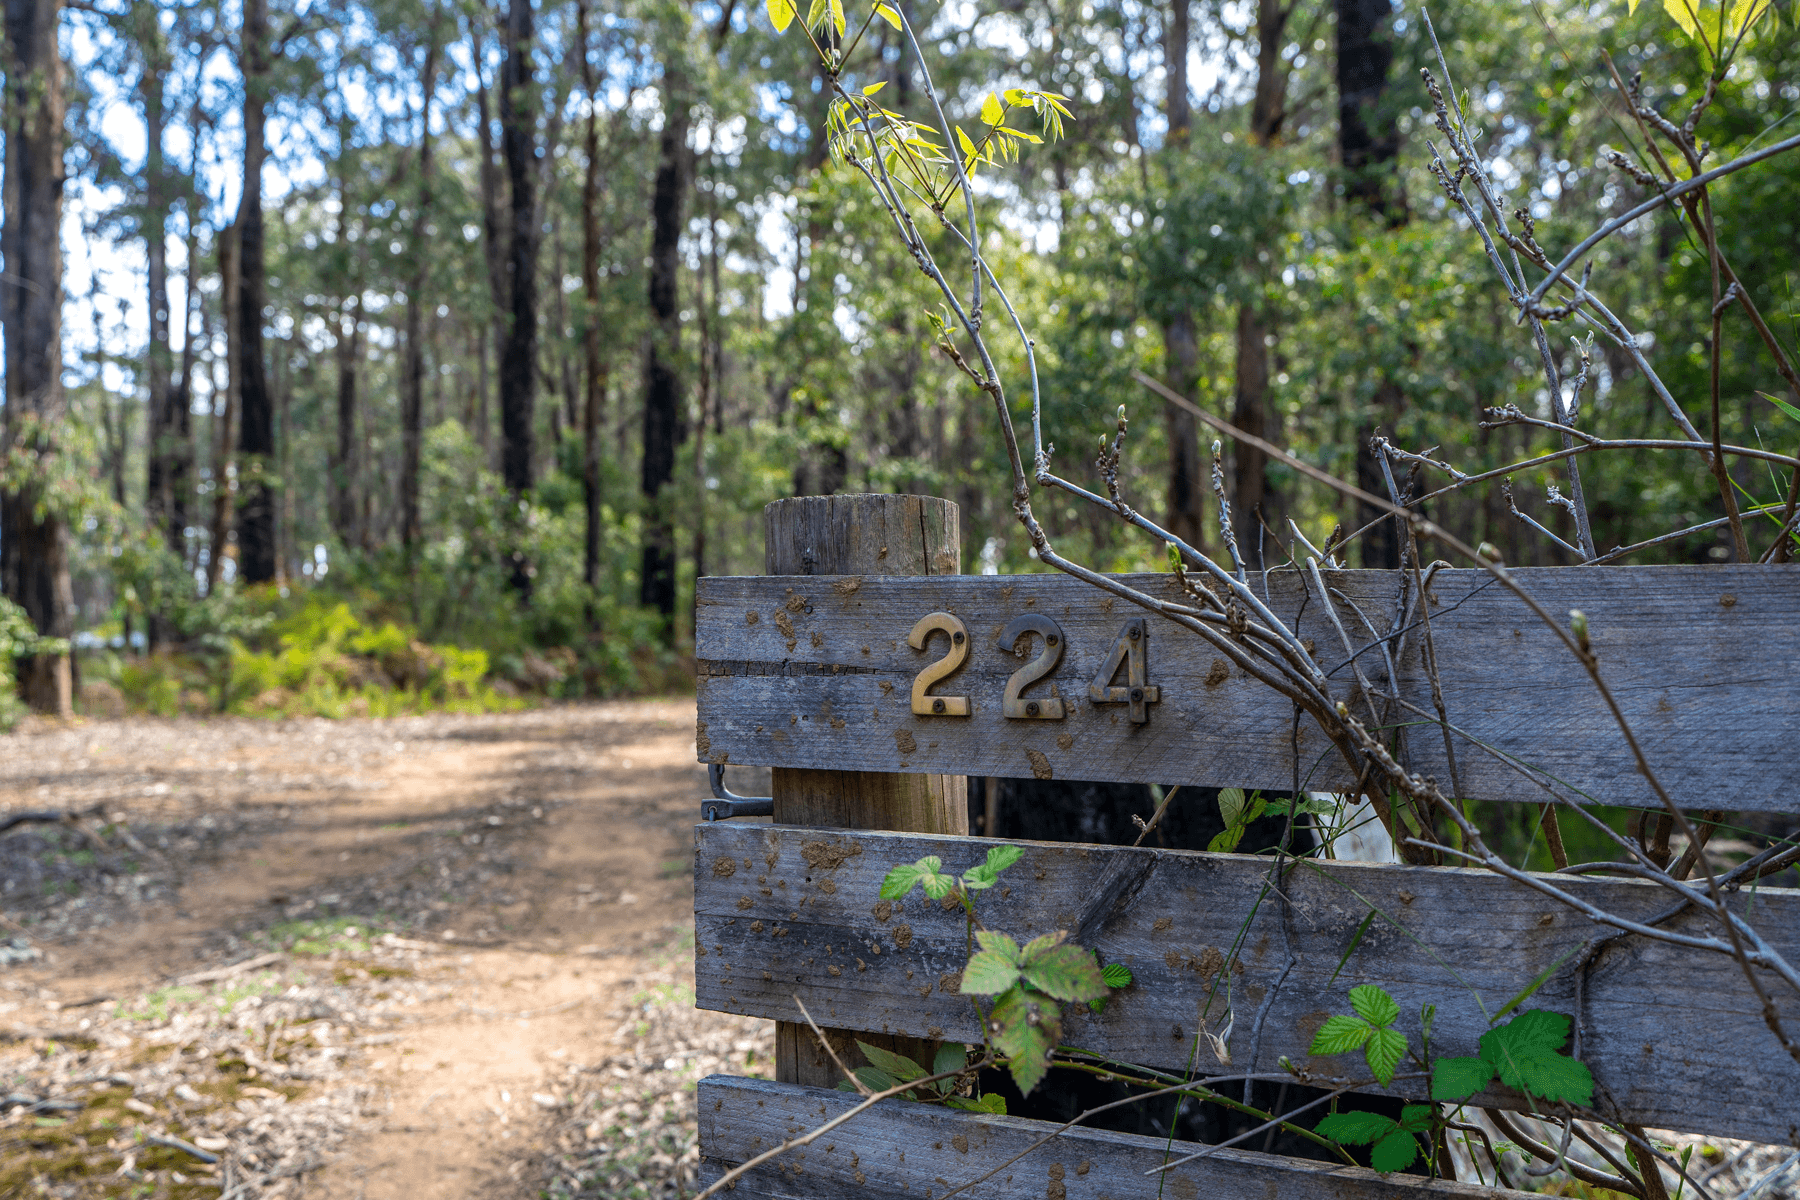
[[0, 701, 771, 1199]]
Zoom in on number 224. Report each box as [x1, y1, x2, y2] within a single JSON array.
[[905, 611, 1160, 724]]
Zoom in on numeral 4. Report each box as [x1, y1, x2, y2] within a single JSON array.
[[1088, 618, 1160, 724]]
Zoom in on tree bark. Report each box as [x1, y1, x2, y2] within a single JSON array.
[[1230, 0, 1294, 569], [209, 225, 241, 595], [1334, 0, 1402, 222], [576, 0, 607, 618], [498, 0, 540, 597], [331, 297, 362, 546], [0, 0, 73, 716], [639, 44, 691, 632], [233, 0, 276, 583], [1158, 0, 1205, 552], [401, 23, 441, 557], [140, 13, 186, 568]]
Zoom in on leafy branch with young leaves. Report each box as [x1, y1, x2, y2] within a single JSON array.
[[876, 845, 1133, 1098]]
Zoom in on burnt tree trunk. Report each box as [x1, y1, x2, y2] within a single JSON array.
[[1159, 0, 1206, 553], [208, 226, 240, 595], [233, 0, 276, 583], [401, 22, 442, 558], [498, 0, 540, 597], [1231, 0, 1294, 569], [0, 0, 72, 715], [639, 48, 691, 632], [331, 297, 362, 546], [1335, 0, 1402, 222], [577, 0, 607, 616], [140, 13, 187, 575]]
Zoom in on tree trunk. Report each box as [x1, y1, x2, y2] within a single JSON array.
[[401, 25, 441, 557], [209, 226, 241, 595], [576, 0, 607, 619], [234, 0, 276, 583], [639, 46, 690, 633], [0, 0, 73, 716], [498, 0, 539, 597], [141, 16, 184, 564], [1334, 0, 1402, 222], [331, 299, 361, 546], [1230, 0, 1293, 570], [1158, 0, 1205, 551]]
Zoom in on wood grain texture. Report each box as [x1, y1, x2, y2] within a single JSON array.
[[696, 564, 1800, 813], [765, 495, 967, 1090], [692, 823, 1800, 1145], [696, 1074, 1535, 1199]]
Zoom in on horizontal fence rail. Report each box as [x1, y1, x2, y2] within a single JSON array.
[[692, 823, 1800, 1146], [695, 564, 1800, 812], [697, 1074, 1534, 1199]]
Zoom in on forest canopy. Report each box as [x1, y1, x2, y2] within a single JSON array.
[[0, 0, 1795, 721]]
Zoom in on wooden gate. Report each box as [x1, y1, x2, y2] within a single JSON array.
[[688, 494, 1800, 1198]]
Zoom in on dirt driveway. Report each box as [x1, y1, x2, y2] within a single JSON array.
[[0, 701, 772, 1199]]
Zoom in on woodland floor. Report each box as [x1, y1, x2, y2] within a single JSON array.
[[0, 701, 773, 1200]]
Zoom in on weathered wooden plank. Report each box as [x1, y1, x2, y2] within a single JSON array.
[[692, 823, 1800, 1146], [697, 1074, 1534, 1199], [695, 564, 1800, 813]]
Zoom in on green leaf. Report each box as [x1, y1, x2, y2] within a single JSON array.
[[980, 92, 1005, 126], [1371, 1130, 1422, 1174], [1217, 787, 1249, 827], [1662, 0, 1700, 38], [1021, 944, 1108, 1002], [1003, 87, 1027, 106], [880, 863, 923, 899], [1314, 1110, 1396, 1145], [1207, 826, 1245, 854], [984, 844, 1023, 875], [861, 81, 887, 96], [1101, 963, 1133, 989], [955, 125, 977, 156], [961, 865, 997, 890], [805, 0, 828, 30], [828, 0, 845, 36], [932, 1042, 967, 1079], [946, 1092, 1006, 1113], [1019, 930, 1067, 962], [767, 0, 796, 32], [1308, 1014, 1374, 1056], [974, 931, 1022, 963], [852, 1065, 898, 1092], [1513, 1053, 1595, 1107], [1397, 1105, 1436, 1133], [1264, 797, 1335, 818], [960, 950, 1021, 995], [990, 986, 1060, 1096], [1760, 391, 1800, 424], [1348, 985, 1400, 1028], [1431, 1055, 1493, 1101], [919, 870, 957, 900], [1329, 911, 1378, 986], [1363, 1026, 1407, 1086], [1479, 1010, 1593, 1107], [872, 0, 902, 28], [857, 1041, 926, 1082]]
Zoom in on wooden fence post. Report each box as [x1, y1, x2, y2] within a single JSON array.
[[765, 493, 968, 1088]]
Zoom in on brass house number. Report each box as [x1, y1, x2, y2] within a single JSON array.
[[907, 611, 1161, 724]]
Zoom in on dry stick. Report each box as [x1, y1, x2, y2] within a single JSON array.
[[1131, 785, 1183, 848], [793, 996, 868, 1096], [691, 1063, 974, 1200], [1484, 1109, 1645, 1197]]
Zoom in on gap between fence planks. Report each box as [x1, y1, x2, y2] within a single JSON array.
[[696, 1074, 1536, 1199], [694, 563, 1800, 814], [691, 823, 1800, 1147]]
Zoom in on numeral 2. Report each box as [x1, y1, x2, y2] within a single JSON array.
[[998, 615, 1066, 719], [1088, 618, 1160, 724], [907, 612, 971, 716]]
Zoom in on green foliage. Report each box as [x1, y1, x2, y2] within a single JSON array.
[[1208, 788, 1269, 853], [0, 596, 42, 730], [1307, 985, 1408, 1086], [1431, 1009, 1595, 1107], [1315, 1104, 1436, 1174]]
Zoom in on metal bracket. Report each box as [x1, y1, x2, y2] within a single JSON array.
[[702, 763, 773, 821]]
